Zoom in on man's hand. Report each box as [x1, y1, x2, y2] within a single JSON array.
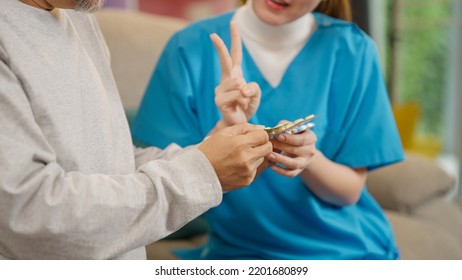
[[198, 123, 272, 192]]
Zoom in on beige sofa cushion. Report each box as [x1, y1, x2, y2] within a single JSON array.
[[412, 198, 462, 249], [385, 211, 462, 259], [96, 9, 187, 111], [366, 153, 455, 212]]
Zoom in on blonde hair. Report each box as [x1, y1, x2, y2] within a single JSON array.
[[314, 0, 352, 22], [239, 0, 352, 22]]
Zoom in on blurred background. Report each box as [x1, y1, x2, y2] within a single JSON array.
[[103, 0, 462, 202]]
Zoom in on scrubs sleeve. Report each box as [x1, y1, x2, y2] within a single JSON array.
[[333, 38, 404, 170], [131, 34, 204, 149]]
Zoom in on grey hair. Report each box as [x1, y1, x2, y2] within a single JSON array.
[[75, 0, 105, 13]]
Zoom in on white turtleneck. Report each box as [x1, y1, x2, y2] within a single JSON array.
[[233, 0, 316, 88]]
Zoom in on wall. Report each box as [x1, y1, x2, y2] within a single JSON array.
[[104, 0, 238, 20]]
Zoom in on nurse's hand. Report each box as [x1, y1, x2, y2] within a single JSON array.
[[210, 22, 261, 126], [268, 121, 318, 177]]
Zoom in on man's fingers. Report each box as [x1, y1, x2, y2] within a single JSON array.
[[243, 128, 272, 147], [223, 123, 266, 137], [230, 21, 242, 68], [251, 141, 273, 159], [210, 33, 233, 79]]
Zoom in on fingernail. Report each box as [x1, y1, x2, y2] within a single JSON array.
[[243, 87, 251, 95], [277, 134, 286, 141], [268, 153, 276, 161]]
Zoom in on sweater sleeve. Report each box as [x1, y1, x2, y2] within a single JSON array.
[[0, 55, 222, 259], [133, 144, 201, 168]]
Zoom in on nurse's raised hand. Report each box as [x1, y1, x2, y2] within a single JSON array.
[[210, 22, 261, 126]]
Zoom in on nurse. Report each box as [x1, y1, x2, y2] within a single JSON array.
[[132, 0, 404, 259]]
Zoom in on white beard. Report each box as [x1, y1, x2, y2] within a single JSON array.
[[75, 0, 105, 13]]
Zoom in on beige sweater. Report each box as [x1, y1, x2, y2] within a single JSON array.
[[0, 2, 221, 259]]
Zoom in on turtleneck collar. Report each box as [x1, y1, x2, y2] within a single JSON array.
[[234, 0, 315, 50]]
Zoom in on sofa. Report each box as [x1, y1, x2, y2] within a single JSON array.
[[95, 9, 462, 260]]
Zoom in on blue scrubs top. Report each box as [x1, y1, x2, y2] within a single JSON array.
[[132, 12, 404, 260]]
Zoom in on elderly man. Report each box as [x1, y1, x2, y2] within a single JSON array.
[[0, 0, 272, 259]]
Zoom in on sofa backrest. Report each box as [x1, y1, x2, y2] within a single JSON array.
[[95, 9, 188, 112]]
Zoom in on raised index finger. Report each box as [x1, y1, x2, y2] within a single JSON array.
[[210, 33, 233, 79]]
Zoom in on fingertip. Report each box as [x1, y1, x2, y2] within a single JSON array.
[[277, 134, 286, 142], [268, 153, 277, 161], [230, 21, 238, 31], [242, 86, 252, 96]]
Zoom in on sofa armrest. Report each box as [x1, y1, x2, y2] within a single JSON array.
[[366, 152, 455, 212], [385, 210, 462, 259]]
